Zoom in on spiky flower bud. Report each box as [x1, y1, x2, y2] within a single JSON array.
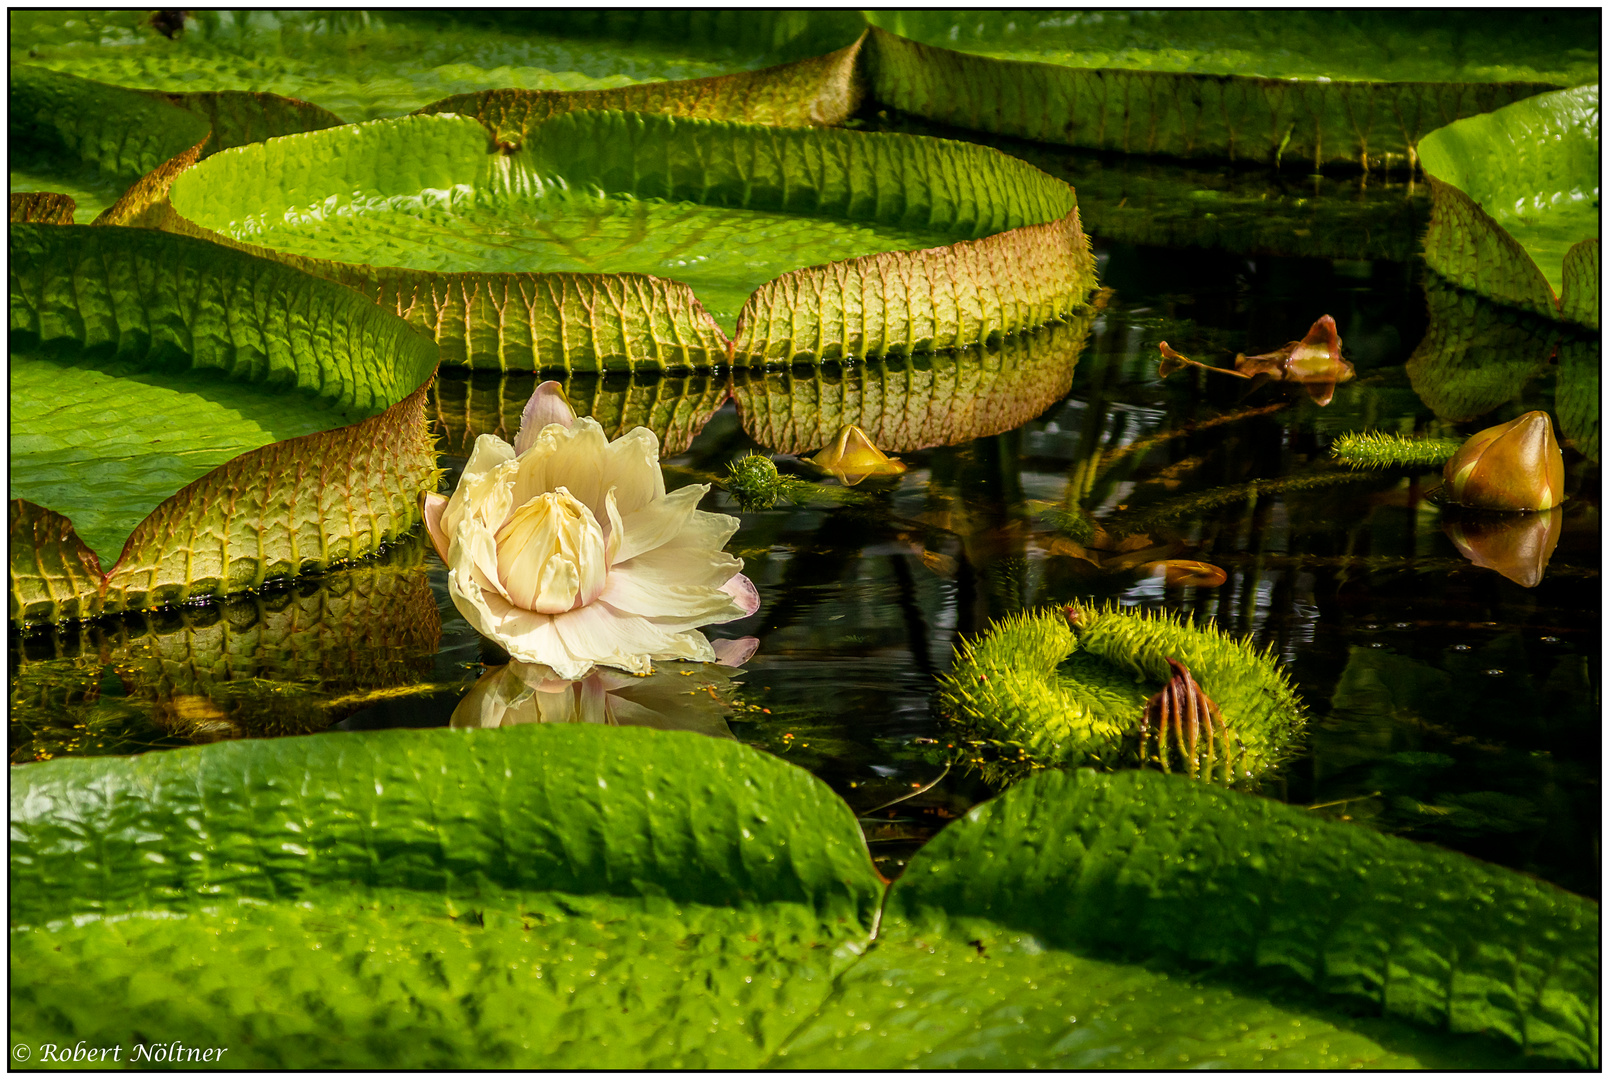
[[1442, 411, 1565, 511]]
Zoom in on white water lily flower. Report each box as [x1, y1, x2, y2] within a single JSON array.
[[422, 382, 760, 680]]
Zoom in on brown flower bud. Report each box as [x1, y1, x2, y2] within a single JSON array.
[[1442, 411, 1565, 511]]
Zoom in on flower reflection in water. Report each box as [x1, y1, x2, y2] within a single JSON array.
[[1444, 506, 1564, 588], [451, 648, 757, 739]]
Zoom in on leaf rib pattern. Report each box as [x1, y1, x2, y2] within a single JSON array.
[[9, 225, 439, 624]]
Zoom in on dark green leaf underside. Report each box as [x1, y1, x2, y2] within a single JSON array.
[[10, 349, 362, 567], [863, 10, 1598, 85], [9, 9, 864, 122]]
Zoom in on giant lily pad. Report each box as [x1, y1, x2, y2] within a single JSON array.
[[1419, 85, 1600, 328], [11, 9, 867, 124], [144, 110, 1095, 369], [862, 10, 1596, 169], [9, 65, 345, 224], [10, 724, 1595, 1067], [9, 224, 439, 624], [733, 315, 1090, 455]]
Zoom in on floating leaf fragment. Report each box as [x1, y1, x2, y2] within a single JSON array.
[[1158, 315, 1354, 404]]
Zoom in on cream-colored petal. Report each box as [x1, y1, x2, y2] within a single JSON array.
[[511, 418, 612, 520], [612, 542, 743, 590], [493, 489, 607, 612], [599, 565, 747, 622], [611, 485, 708, 564], [453, 516, 518, 607], [444, 435, 515, 536], [551, 603, 718, 672], [447, 568, 595, 678], [600, 427, 666, 519]]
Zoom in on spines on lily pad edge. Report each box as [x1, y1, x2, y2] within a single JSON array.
[[1331, 431, 1465, 469]]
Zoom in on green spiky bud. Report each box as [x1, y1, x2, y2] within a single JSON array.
[[1331, 431, 1464, 469]]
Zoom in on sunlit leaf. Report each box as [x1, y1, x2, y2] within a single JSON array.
[[1419, 84, 1600, 327], [11, 727, 1593, 1067], [9, 224, 438, 623]]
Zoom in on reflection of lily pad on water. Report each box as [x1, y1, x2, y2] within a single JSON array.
[[862, 10, 1596, 168], [12, 724, 1596, 1067], [1419, 85, 1600, 328], [431, 369, 730, 457], [733, 316, 1091, 455], [10, 9, 869, 123], [9, 224, 439, 624], [1406, 278, 1559, 422], [140, 110, 1095, 370], [1555, 337, 1601, 462], [11, 544, 441, 761]]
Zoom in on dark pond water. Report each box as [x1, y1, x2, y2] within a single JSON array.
[[11, 133, 1600, 899]]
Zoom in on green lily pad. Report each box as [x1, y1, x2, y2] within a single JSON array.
[[9, 65, 346, 226], [733, 315, 1090, 455], [10, 726, 1594, 1067], [1419, 85, 1600, 328], [10, 10, 868, 122], [8, 192, 76, 225], [9, 65, 209, 223], [432, 369, 731, 458], [11, 540, 441, 762], [152, 110, 1094, 369], [9, 224, 439, 624], [862, 11, 1595, 169]]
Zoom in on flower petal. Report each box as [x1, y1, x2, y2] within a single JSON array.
[[511, 418, 613, 520], [421, 492, 450, 562], [599, 565, 747, 623], [612, 541, 743, 590], [445, 435, 515, 536], [601, 427, 666, 519], [514, 380, 577, 455], [719, 573, 761, 618], [552, 602, 717, 672], [711, 636, 759, 667]]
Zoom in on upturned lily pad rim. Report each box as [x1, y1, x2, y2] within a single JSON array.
[[8, 224, 442, 625], [1418, 84, 1600, 329]]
